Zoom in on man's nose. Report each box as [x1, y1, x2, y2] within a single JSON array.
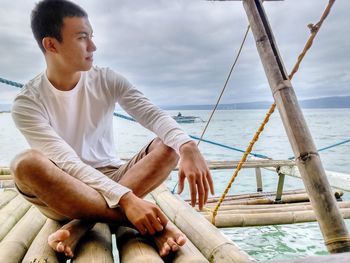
[[88, 39, 97, 52]]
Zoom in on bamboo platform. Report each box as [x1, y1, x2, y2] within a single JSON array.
[[0, 187, 253, 263]]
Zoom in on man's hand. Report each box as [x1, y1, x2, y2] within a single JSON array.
[[178, 141, 214, 210], [119, 192, 168, 235]]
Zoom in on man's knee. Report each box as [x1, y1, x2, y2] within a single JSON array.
[[10, 149, 47, 182], [149, 138, 179, 164]]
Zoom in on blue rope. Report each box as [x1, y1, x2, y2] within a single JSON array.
[[288, 138, 350, 160], [0, 77, 23, 88]]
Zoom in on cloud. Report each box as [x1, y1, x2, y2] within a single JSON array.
[[0, 0, 349, 106]]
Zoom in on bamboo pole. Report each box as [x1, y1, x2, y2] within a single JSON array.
[[0, 206, 46, 263], [204, 189, 306, 203], [204, 208, 350, 228], [201, 201, 350, 215], [0, 189, 17, 209], [0, 195, 31, 241], [116, 226, 164, 263], [0, 175, 13, 180], [72, 223, 114, 263], [22, 219, 65, 263], [242, 0, 350, 253], [151, 184, 255, 262], [204, 193, 310, 207]]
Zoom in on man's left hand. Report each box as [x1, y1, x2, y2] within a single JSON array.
[[177, 141, 214, 210]]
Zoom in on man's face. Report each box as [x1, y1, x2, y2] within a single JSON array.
[[54, 17, 96, 72]]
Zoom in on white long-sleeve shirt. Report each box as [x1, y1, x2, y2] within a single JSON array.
[[12, 66, 192, 208]]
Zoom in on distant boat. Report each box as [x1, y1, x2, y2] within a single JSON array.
[[172, 112, 204, 123]]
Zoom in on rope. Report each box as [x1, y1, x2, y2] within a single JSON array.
[[210, 104, 276, 224], [197, 25, 250, 146], [288, 138, 350, 160], [288, 0, 336, 80], [209, 0, 336, 225], [0, 77, 23, 88]]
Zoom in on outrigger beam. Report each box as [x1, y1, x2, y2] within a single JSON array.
[[242, 0, 350, 253]]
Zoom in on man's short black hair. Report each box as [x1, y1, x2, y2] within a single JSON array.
[[31, 0, 87, 53]]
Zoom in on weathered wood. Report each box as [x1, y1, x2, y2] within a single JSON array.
[[174, 159, 295, 171], [0, 206, 46, 263], [0, 195, 31, 241], [243, 0, 350, 253], [22, 219, 65, 263], [204, 207, 350, 228], [151, 184, 255, 262], [72, 223, 114, 263], [0, 189, 17, 209]]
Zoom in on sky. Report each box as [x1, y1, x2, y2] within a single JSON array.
[[0, 0, 349, 106]]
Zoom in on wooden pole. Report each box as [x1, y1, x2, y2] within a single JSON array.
[[242, 0, 350, 253]]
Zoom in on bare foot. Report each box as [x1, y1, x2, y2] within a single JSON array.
[[48, 220, 94, 258], [153, 221, 186, 257]]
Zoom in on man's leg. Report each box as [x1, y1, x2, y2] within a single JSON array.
[[11, 138, 183, 257]]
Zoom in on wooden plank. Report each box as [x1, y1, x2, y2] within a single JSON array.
[[174, 159, 295, 170], [243, 0, 350, 253]]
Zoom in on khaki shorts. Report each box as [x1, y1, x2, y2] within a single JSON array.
[[15, 139, 154, 222]]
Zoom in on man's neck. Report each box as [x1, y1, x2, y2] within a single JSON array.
[[46, 67, 81, 91]]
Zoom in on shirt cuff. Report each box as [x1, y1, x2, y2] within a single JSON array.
[[102, 185, 132, 208]]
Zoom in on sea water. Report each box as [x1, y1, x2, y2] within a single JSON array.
[[0, 108, 349, 261]]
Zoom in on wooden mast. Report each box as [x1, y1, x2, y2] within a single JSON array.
[[242, 0, 350, 253]]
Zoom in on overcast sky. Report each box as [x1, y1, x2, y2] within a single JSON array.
[[0, 0, 349, 106]]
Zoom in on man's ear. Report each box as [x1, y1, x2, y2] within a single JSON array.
[[42, 37, 59, 53]]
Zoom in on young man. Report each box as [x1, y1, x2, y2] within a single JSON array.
[[10, 0, 214, 258]]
